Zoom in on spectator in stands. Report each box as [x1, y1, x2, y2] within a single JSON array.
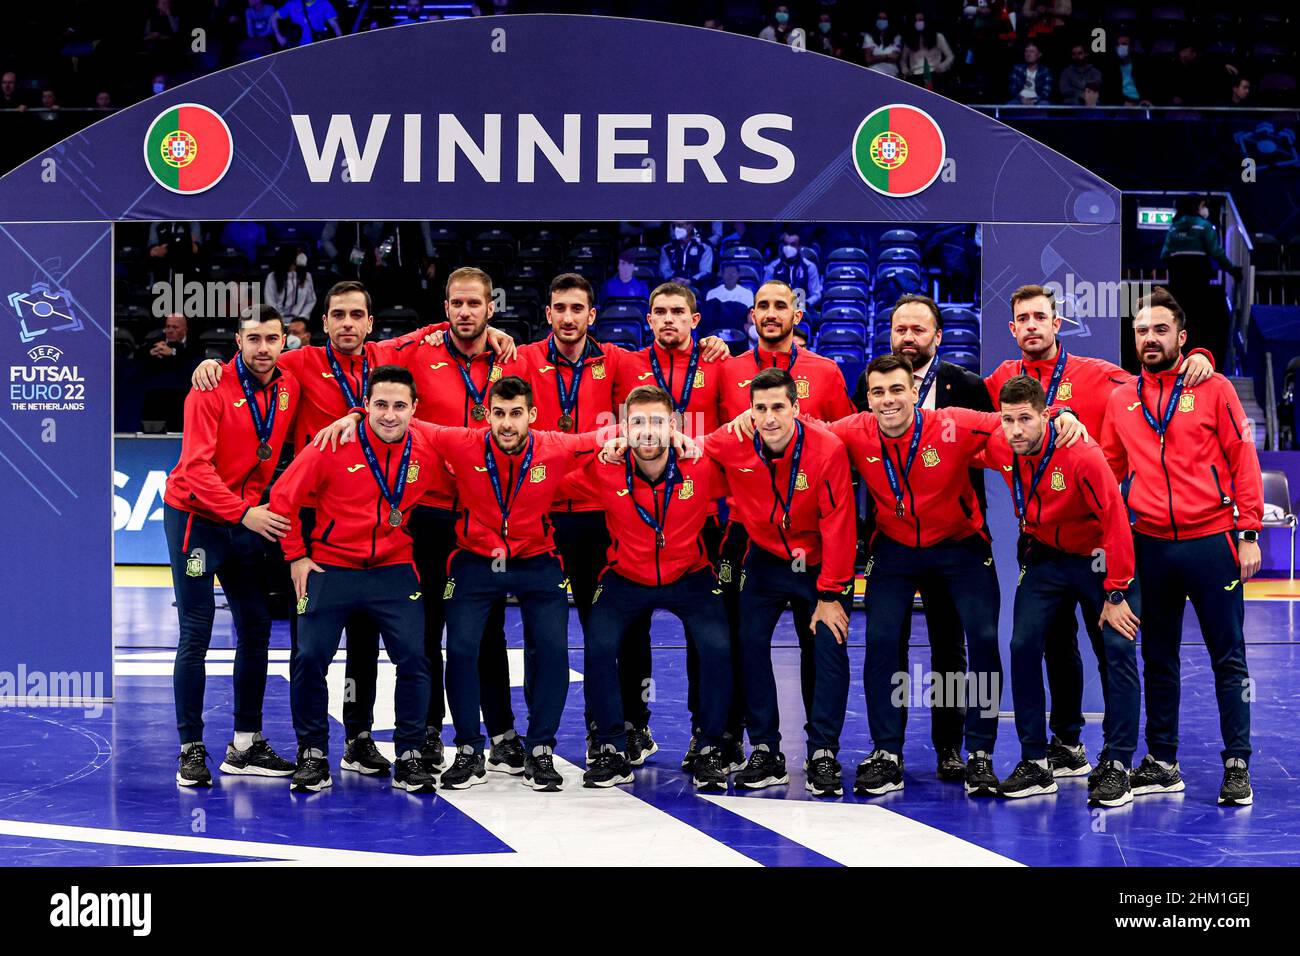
[[219, 221, 267, 262], [706, 264, 755, 309], [1161, 195, 1242, 368], [150, 74, 170, 97], [1022, 0, 1071, 30], [1081, 80, 1101, 107], [275, 0, 343, 47], [1166, 42, 1216, 107], [1058, 43, 1100, 105], [659, 222, 713, 283], [1103, 34, 1149, 106], [1227, 75, 1252, 106], [758, 6, 795, 46], [603, 249, 650, 302], [862, 11, 903, 76], [265, 245, 318, 321], [402, 1, 429, 22], [288, 317, 313, 348], [1, 72, 29, 111], [901, 12, 955, 91], [703, 18, 725, 31], [140, 313, 194, 365], [149, 222, 201, 261], [95, 91, 113, 110], [246, 0, 277, 39], [1008, 40, 1053, 104], [1021, 1, 1063, 48], [792, 325, 810, 348], [39, 89, 59, 111], [764, 231, 822, 308], [813, 13, 850, 59], [143, 0, 182, 68]]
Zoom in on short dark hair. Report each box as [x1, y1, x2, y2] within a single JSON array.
[[998, 374, 1047, 411], [750, 367, 798, 404], [239, 303, 285, 332], [1010, 284, 1055, 316], [324, 280, 372, 317], [649, 281, 697, 314], [366, 364, 416, 402], [891, 293, 943, 330], [624, 385, 675, 415], [489, 374, 533, 408], [1136, 285, 1187, 329], [549, 272, 595, 309], [866, 353, 914, 381]]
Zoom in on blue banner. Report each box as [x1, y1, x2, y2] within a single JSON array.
[[113, 436, 182, 565]]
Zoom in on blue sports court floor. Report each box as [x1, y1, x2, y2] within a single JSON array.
[[0, 572, 1296, 867]]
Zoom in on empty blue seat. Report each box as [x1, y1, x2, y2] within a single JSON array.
[[941, 349, 980, 373], [825, 263, 871, 286], [699, 299, 750, 336], [724, 245, 764, 263], [715, 327, 751, 356], [872, 328, 892, 354], [826, 246, 870, 266], [599, 302, 647, 323], [818, 322, 867, 349], [823, 284, 869, 303], [820, 304, 869, 324], [879, 246, 922, 264], [594, 319, 644, 349], [940, 326, 980, 349], [818, 345, 867, 391], [880, 229, 919, 246], [942, 306, 979, 329]]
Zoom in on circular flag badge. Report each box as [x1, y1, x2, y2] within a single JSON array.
[[143, 103, 233, 195], [852, 104, 945, 198]]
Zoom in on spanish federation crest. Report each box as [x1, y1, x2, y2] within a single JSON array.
[[718, 562, 733, 584], [278, 390, 290, 412], [1057, 381, 1073, 402], [407, 462, 420, 483], [1050, 470, 1066, 492], [185, 552, 204, 578], [443, 579, 456, 600], [678, 479, 695, 500], [796, 379, 811, 399], [490, 366, 503, 382], [1178, 393, 1196, 413], [529, 464, 547, 483], [921, 447, 941, 468], [693, 370, 705, 389], [794, 471, 809, 491], [592, 361, 607, 380]]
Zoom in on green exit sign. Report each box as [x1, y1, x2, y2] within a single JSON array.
[[1137, 206, 1176, 229]]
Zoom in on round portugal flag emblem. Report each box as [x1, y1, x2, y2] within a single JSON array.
[[144, 103, 233, 194], [852, 104, 945, 198]]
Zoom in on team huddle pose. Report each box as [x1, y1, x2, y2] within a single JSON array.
[[164, 264, 1262, 808]]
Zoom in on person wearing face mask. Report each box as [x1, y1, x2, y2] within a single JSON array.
[[763, 231, 822, 309], [603, 249, 651, 302], [658, 222, 714, 284], [813, 13, 848, 58], [1007, 41, 1053, 105], [862, 11, 903, 76], [901, 11, 955, 91], [265, 245, 318, 322], [1160, 196, 1243, 369], [1103, 34, 1149, 106], [1059, 43, 1101, 105], [758, 5, 795, 45]]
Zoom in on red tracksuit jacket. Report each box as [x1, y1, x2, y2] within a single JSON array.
[[411, 421, 604, 561], [719, 344, 857, 423], [699, 422, 856, 595], [819, 407, 999, 548], [613, 340, 726, 438], [500, 335, 630, 513], [164, 359, 300, 524], [1100, 368, 1263, 541], [586, 452, 728, 587], [271, 421, 447, 569], [976, 429, 1135, 590]]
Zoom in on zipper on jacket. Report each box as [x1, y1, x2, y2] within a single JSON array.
[[1155, 378, 1178, 539]]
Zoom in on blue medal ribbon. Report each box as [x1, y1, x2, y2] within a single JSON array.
[[325, 340, 368, 410], [915, 356, 939, 406], [447, 338, 495, 413], [648, 342, 700, 415], [1135, 371, 1185, 447], [548, 336, 585, 422], [482, 430, 534, 539], [1023, 347, 1068, 406], [624, 447, 680, 549], [357, 420, 412, 526], [234, 354, 277, 454], [752, 342, 797, 373], [1012, 423, 1057, 528], [755, 420, 804, 530], [880, 408, 924, 519]]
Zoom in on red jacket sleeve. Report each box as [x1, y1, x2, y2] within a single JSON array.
[[270, 445, 325, 562], [816, 437, 857, 594], [381, 320, 449, 353], [1215, 377, 1264, 530], [1077, 448, 1136, 591], [178, 388, 250, 524], [1099, 390, 1129, 483]]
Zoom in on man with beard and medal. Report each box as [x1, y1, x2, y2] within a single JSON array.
[[166, 305, 301, 787]]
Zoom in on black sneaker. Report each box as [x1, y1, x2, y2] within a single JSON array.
[[734, 745, 789, 790], [583, 744, 634, 789], [936, 747, 965, 782], [291, 747, 332, 792], [805, 750, 844, 797], [1130, 755, 1185, 796], [422, 729, 447, 774], [176, 744, 213, 788], [680, 735, 700, 772], [1046, 736, 1092, 778], [523, 746, 564, 792], [721, 736, 747, 773], [626, 724, 659, 767], [487, 732, 526, 776], [997, 759, 1058, 799], [1218, 758, 1252, 806], [691, 746, 730, 792], [393, 752, 437, 794], [441, 746, 487, 790], [964, 751, 998, 797], [854, 750, 904, 796], [1086, 751, 1109, 792], [219, 735, 296, 777], [1088, 760, 1133, 808], [341, 732, 392, 776]]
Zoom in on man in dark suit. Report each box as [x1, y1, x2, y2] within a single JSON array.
[[853, 294, 992, 782]]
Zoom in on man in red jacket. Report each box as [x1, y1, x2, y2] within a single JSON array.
[[271, 365, 443, 795], [165, 305, 300, 788], [701, 367, 857, 796], [1101, 287, 1263, 806], [580, 385, 734, 792], [978, 376, 1141, 808], [984, 283, 1214, 778]]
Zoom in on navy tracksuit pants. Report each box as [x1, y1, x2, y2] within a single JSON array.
[[585, 568, 733, 750], [738, 547, 852, 757], [863, 534, 1003, 756], [165, 503, 274, 746], [443, 551, 569, 754], [1134, 532, 1252, 764], [291, 563, 430, 758], [1011, 547, 1141, 766]]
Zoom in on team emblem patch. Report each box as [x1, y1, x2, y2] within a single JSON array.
[[796, 379, 811, 399], [278, 391, 289, 412], [406, 463, 420, 483], [1178, 393, 1196, 413], [296, 594, 308, 615], [718, 562, 733, 584], [185, 552, 204, 578], [1056, 382, 1073, 402], [1050, 470, 1066, 492], [794, 471, 809, 491], [443, 579, 456, 600], [693, 370, 705, 389], [490, 366, 503, 382], [529, 465, 547, 483], [678, 479, 695, 500], [592, 585, 603, 604], [921, 447, 941, 468], [592, 362, 606, 380]]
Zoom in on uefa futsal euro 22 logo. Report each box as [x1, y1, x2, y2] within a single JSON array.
[[8, 280, 83, 344]]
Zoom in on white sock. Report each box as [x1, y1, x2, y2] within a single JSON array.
[[1032, 758, 1049, 769], [1156, 759, 1176, 771], [233, 731, 256, 752]]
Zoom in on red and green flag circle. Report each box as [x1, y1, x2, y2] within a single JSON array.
[[143, 103, 233, 195], [852, 104, 945, 198]]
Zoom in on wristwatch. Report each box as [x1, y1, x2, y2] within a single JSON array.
[[1106, 589, 1126, 605], [1239, 530, 1259, 543]]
